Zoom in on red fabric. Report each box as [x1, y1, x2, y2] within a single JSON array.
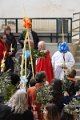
[[36, 50, 54, 84], [27, 83, 42, 108], [27, 86, 37, 108], [27, 83, 43, 120], [0, 41, 8, 63]]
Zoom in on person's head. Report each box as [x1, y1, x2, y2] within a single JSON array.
[[10, 74, 20, 87], [29, 79, 36, 87], [0, 34, 7, 43], [35, 71, 46, 83], [43, 103, 60, 120], [4, 26, 11, 35], [27, 27, 32, 32], [58, 42, 69, 53], [50, 80, 63, 111], [26, 40, 34, 50], [2, 34, 7, 43], [51, 79, 63, 93], [38, 41, 46, 50], [68, 69, 76, 78], [7, 89, 28, 114]]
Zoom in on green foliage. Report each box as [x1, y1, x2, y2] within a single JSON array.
[[36, 85, 52, 110], [0, 71, 16, 102], [32, 49, 46, 61], [64, 98, 80, 119]]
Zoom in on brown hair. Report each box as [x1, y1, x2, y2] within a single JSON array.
[[45, 103, 60, 120], [68, 69, 76, 78], [51, 80, 63, 104], [35, 71, 46, 83], [0, 34, 3, 40], [4, 26, 11, 34]]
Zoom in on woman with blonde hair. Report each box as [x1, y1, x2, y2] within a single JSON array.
[[0, 89, 34, 120], [7, 89, 28, 113]]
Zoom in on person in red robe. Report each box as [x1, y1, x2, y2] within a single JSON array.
[[0, 34, 12, 72], [0, 35, 8, 63], [36, 41, 54, 84], [27, 71, 46, 120]]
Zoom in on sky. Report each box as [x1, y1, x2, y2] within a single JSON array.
[[0, 0, 80, 18]]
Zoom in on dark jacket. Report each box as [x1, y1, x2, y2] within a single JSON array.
[[6, 110, 34, 120], [0, 104, 11, 120], [6, 33, 17, 57], [19, 30, 39, 49], [0, 104, 34, 120]]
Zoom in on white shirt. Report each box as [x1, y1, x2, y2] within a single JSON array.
[[52, 51, 75, 80], [29, 30, 33, 40]]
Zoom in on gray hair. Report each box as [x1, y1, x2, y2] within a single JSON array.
[[7, 89, 28, 114], [38, 41, 46, 50]]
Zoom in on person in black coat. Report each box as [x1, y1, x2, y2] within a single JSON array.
[[4, 26, 17, 74], [0, 104, 11, 120], [6, 109, 34, 120], [0, 89, 34, 120], [4, 26, 17, 57], [18, 29, 39, 49], [51, 80, 72, 113]]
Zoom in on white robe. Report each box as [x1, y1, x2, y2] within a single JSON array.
[[52, 51, 75, 80]]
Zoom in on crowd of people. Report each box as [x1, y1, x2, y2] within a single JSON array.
[[0, 25, 80, 120], [0, 71, 80, 120]]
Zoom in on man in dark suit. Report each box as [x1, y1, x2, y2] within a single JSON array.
[[18, 29, 39, 49]]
